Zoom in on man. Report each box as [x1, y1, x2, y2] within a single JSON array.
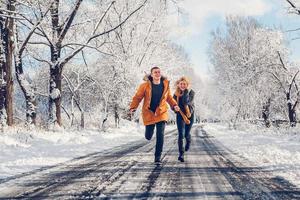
[[130, 67, 180, 164]]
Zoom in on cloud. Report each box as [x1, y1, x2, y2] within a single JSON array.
[[168, 0, 272, 37]]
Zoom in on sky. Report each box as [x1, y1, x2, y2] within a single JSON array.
[[168, 0, 300, 77]]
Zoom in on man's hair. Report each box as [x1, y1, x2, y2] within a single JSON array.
[[150, 66, 160, 73]]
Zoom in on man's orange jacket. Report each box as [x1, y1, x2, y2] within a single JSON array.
[[130, 76, 177, 125]]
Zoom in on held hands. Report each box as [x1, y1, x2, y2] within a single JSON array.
[[174, 105, 180, 112]]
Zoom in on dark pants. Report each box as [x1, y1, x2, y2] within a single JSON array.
[[176, 113, 194, 155], [145, 121, 166, 160]]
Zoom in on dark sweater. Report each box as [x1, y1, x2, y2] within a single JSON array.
[[173, 89, 195, 115], [150, 79, 164, 113]]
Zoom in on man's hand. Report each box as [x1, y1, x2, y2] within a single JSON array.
[[174, 105, 180, 112], [128, 109, 136, 121], [129, 109, 136, 114]]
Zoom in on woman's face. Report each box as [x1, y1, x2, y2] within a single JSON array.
[[178, 81, 188, 91]]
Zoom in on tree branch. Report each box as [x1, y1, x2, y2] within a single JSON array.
[[18, 12, 53, 47], [58, 0, 83, 44], [93, 1, 116, 35], [289, 70, 299, 96], [59, 0, 148, 68], [61, 42, 113, 56], [286, 0, 300, 15], [31, 55, 52, 66], [26, 41, 50, 47], [277, 51, 288, 71], [18, 3, 53, 56]]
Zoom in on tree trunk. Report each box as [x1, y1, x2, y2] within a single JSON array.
[[4, 0, 15, 126], [287, 93, 297, 127], [232, 101, 242, 129], [48, 63, 62, 126], [13, 20, 37, 126], [48, 0, 62, 127], [114, 104, 119, 128], [71, 96, 74, 126], [0, 83, 6, 127], [262, 98, 271, 128], [55, 72, 62, 126], [101, 100, 108, 130], [0, 15, 7, 127], [74, 95, 84, 128], [288, 105, 296, 127], [48, 0, 83, 127], [80, 111, 84, 129], [15, 57, 37, 125]]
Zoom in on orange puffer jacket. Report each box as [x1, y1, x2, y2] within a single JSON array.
[[130, 76, 177, 125]]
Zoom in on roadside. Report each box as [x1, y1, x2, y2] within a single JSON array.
[[0, 121, 175, 179], [204, 123, 300, 187]]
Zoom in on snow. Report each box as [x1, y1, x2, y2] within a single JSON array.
[[2, 120, 299, 190], [0, 121, 171, 179], [204, 123, 300, 187], [50, 88, 61, 99]]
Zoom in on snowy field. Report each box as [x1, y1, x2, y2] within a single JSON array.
[[204, 123, 300, 187], [0, 121, 175, 180]]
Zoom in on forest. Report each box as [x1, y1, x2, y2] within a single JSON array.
[[1, 0, 300, 131]]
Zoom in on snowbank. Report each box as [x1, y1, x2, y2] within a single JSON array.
[[204, 123, 300, 187], [0, 121, 168, 179]]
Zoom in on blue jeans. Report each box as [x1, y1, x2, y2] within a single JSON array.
[[176, 113, 194, 155], [145, 121, 166, 160]]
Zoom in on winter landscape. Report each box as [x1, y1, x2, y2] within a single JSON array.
[[1, 0, 300, 199]]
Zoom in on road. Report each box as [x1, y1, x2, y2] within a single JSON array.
[[0, 125, 299, 199]]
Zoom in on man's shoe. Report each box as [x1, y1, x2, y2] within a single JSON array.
[[178, 155, 184, 162], [154, 158, 161, 164]]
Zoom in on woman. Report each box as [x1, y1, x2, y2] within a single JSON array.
[[173, 77, 195, 162]]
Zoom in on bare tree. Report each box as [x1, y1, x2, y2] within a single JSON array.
[[0, 0, 15, 126], [272, 52, 299, 127], [19, 0, 148, 128], [12, 2, 53, 126], [62, 68, 93, 128], [48, 0, 148, 127], [210, 17, 293, 127], [0, 10, 7, 127]]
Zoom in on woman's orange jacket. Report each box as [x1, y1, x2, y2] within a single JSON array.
[[130, 76, 177, 125]]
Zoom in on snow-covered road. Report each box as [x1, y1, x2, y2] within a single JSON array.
[[0, 126, 299, 199]]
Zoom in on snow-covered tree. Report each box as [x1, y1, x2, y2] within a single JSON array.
[[209, 16, 297, 127], [11, 1, 53, 126], [0, 0, 15, 127], [19, 0, 150, 128], [1, 0, 193, 130]]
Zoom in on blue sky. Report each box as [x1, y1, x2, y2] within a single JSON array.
[[169, 0, 300, 76]]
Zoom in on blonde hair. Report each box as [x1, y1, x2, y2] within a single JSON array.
[[175, 76, 190, 93]]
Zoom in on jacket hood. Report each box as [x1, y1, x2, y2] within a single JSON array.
[[143, 75, 167, 82]]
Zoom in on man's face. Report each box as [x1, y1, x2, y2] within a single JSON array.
[[151, 68, 161, 80]]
